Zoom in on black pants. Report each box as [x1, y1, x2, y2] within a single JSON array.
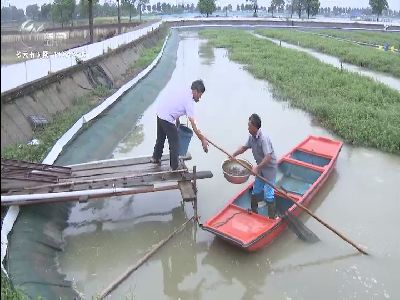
[[153, 116, 179, 170]]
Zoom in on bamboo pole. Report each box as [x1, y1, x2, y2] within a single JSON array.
[[98, 217, 194, 299]]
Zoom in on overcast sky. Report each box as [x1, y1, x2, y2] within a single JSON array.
[[2, 0, 400, 12]]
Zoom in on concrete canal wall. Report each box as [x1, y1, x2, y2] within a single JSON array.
[[1, 19, 398, 149], [1, 25, 167, 148]]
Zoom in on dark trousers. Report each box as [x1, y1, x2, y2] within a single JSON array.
[[153, 116, 179, 170]]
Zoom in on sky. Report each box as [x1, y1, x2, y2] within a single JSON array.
[[2, 0, 400, 12]]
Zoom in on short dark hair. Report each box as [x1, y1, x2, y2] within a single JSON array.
[[191, 80, 205, 93], [249, 114, 261, 129]]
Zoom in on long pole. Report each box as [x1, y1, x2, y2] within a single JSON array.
[[98, 217, 194, 299], [205, 137, 369, 255]]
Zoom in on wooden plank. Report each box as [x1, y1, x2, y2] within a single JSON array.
[[69, 160, 169, 178], [178, 181, 196, 202], [7, 170, 213, 195], [68, 153, 192, 172], [1, 158, 71, 174], [1, 184, 180, 206]]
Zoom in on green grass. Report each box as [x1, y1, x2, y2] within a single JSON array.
[[1, 272, 26, 300], [311, 29, 400, 48], [200, 29, 400, 153], [129, 39, 164, 70], [1, 87, 109, 162], [255, 28, 400, 78]]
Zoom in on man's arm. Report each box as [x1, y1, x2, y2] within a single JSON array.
[[188, 117, 208, 152], [232, 146, 249, 158], [253, 153, 272, 174]]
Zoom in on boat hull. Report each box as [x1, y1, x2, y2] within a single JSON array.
[[202, 135, 343, 252]]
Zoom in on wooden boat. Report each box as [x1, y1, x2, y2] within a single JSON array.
[[202, 135, 343, 252]]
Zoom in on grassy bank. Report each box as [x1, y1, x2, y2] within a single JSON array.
[[200, 29, 400, 153], [1, 36, 166, 163], [1, 273, 25, 300], [129, 39, 164, 70], [1, 86, 109, 163], [255, 29, 400, 78], [312, 29, 400, 48]]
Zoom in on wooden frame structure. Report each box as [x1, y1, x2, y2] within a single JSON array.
[[1, 155, 213, 219]]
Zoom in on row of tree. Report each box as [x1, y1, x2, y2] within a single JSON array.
[[1, 0, 395, 29]]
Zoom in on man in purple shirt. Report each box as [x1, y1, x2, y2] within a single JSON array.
[[151, 80, 209, 170]]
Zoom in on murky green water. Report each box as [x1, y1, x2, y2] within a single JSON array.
[[59, 31, 400, 299]]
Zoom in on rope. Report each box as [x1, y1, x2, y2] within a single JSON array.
[[213, 211, 249, 229]]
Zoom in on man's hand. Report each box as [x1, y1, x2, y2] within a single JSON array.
[[252, 165, 259, 175], [201, 138, 209, 153]]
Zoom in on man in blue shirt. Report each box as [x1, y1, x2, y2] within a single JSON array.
[[151, 80, 209, 170], [232, 114, 277, 218]]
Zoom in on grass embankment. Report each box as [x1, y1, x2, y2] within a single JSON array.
[[129, 39, 164, 70], [1, 272, 25, 300], [312, 29, 400, 48], [200, 29, 400, 153], [1, 86, 109, 163], [1, 37, 165, 163], [254, 29, 400, 78]]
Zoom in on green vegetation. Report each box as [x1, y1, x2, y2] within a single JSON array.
[[198, 0, 217, 17], [200, 29, 400, 153], [255, 29, 400, 78], [129, 40, 164, 70], [1, 272, 26, 300], [1, 86, 109, 163], [312, 29, 400, 48]]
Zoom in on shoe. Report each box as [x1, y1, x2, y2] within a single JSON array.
[[170, 166, 184, 172], [250, 195, 258, 213], [150, 157, 161, 166], [267, 200, 276, 219]]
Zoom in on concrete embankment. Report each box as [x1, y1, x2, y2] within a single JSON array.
[[1, 24, 167, 149]]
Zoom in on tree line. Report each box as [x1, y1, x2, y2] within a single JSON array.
[[1, 0, 396, 25]]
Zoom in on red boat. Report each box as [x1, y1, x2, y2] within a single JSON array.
[[202, 135, 343, 252]]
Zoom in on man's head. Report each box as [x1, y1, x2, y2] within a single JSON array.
[[191, 80, 205, 102], [248, 114, 261, 136]]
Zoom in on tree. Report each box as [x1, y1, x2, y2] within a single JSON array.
[[369, 0, 388, 21], [246, 0, 258, 16], [52, 0, 76, 28], [198, 0, 216, 17], [122, 0, 137, 20], [89, 0, 94, 42], [78, 0, 99, 18], [26, 4, 40, 20], [1, 6, 26, 22], [289, 0, 295, 18], [293, 0, 303, 18], [40, 3, 52, 21], [304, 0, 319, 18], [269, 0, 285, 17], [137, 0, 149, 21]]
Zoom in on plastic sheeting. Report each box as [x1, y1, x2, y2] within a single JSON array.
[[0, 27, 170, 290], [1, 21, 163, 93]]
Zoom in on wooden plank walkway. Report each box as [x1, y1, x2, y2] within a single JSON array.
[[1, 154, 213, 206]]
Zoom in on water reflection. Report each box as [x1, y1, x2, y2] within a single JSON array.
[[198, 41, 215, 65], [114, 124, 145, 154], [202, 240, 270, 300]]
